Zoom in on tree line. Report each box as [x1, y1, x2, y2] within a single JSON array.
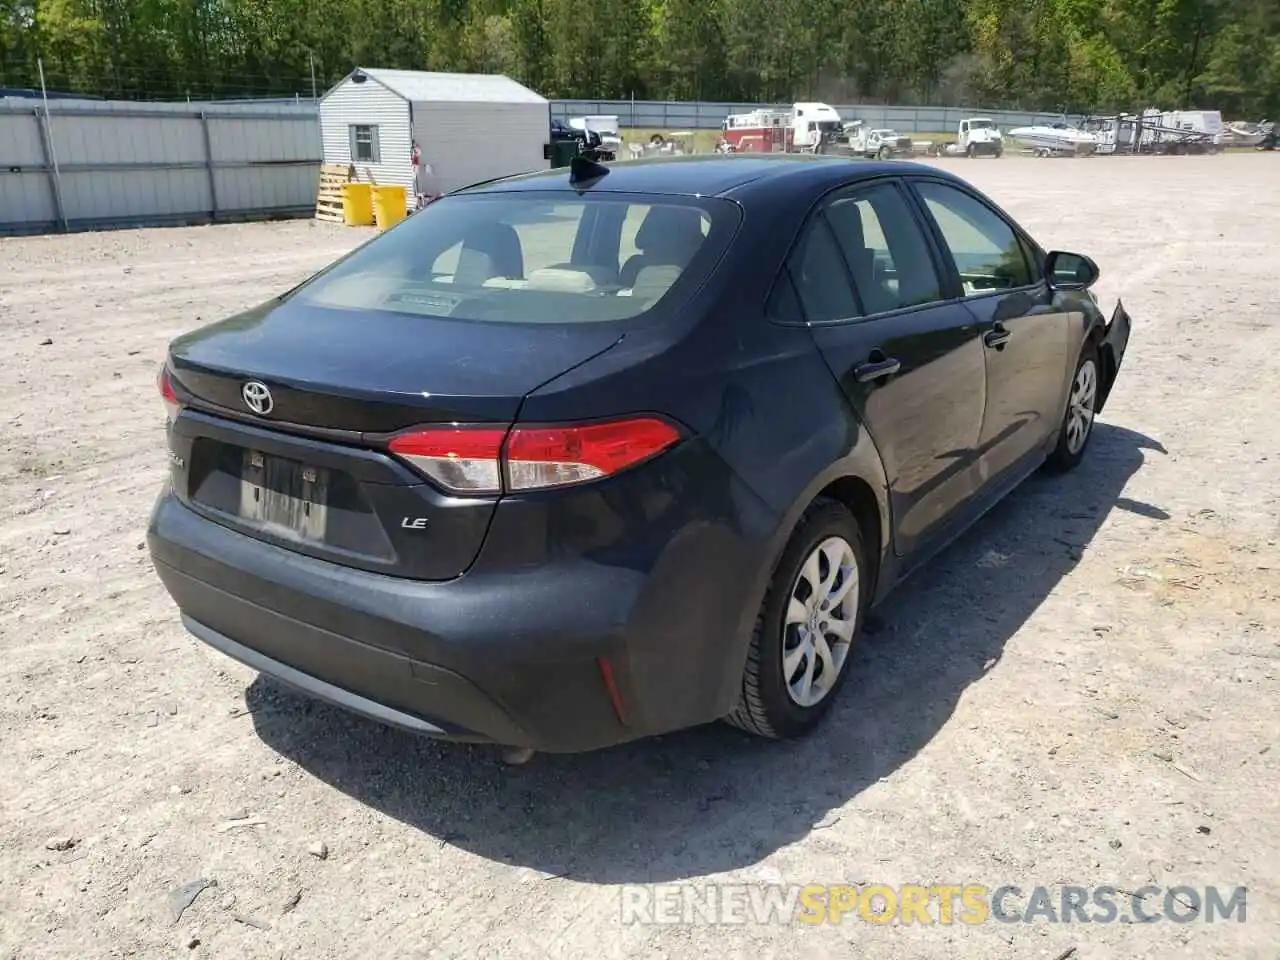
[[1, 0, 1277, 118]]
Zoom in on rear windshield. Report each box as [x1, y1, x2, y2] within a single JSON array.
[[292, 191, 738, 324]]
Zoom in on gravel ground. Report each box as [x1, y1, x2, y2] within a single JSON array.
[[1, 153, 1278, 960]]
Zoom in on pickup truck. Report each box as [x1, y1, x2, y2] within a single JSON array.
[[844, 123, 915, 159]]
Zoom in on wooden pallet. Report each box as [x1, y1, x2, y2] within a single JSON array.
[[315, 200, 346, 224], [320, 162, 354, 184], [316, 163, 355, 223]]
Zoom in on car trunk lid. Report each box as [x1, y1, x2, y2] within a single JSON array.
[[169, 299, 623, 432]]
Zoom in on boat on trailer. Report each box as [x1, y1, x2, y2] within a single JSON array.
[[1006, 121, 1099, 157]]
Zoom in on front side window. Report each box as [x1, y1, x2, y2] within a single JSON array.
[[291, 193, 736, 325], [350, 124, 380, 163], [914, 181, 1032, 295]]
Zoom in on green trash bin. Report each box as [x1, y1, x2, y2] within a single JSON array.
[[547, 139, 580, 169]]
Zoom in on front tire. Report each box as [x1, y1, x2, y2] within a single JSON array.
[[1045, 341, 1101, 472], [725, 499, 869, 740]]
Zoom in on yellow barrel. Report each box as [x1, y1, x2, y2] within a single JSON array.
[[341, 183, 374, 226], [372, 185, 408, 230]]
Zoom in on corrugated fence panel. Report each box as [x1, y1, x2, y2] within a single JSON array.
[[0, 110, 46, 165], [214, 165, 318, 215], [212, 115, 320, 162], [59, 168, 212, 222], [54, 115, 207, 165], [0, 110, 56, 228], [0, 97, 321, 235], [0, 173, 54, 228]]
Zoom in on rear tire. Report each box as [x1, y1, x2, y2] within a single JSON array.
[[725, 499, 869, 740], [1045, 341, 1101, 473]]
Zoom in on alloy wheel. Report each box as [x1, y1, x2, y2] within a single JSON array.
[[1066, 358, 1098, 455], [782, 536, 860, 708]]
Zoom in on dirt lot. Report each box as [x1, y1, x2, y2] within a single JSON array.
[[2, 153, 1278, 960]]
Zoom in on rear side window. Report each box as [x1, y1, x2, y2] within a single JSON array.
[[293, 193, 736, 324], [788, 219, 859, 322], [914, 181, 1033, 294], [824, 182, 943, 313]]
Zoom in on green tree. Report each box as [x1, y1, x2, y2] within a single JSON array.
[[2, 0, 1277, 116]]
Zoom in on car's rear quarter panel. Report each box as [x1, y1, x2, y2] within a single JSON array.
[[514, 221, 893, 721]]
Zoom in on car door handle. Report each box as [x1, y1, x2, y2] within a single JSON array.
[[854, 356, 901, 383], [984, 325, 1011, 349]]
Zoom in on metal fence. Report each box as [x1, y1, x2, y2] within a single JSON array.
[[0, 93, 1078, 236], [0, 98, 321, 236], [550, 99, 1080, 133]]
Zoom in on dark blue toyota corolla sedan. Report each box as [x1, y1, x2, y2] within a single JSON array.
[[148, 153, 1131, 754]]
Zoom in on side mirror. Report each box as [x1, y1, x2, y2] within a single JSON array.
[[1045, 250, 1099, 290]]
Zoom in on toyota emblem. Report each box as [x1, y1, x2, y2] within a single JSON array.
[[242, 380, 273, 415]]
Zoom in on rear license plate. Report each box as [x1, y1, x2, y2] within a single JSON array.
[[238, 450, 329, 542]]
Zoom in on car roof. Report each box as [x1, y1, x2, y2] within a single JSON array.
[[454, 154, 966, 201]]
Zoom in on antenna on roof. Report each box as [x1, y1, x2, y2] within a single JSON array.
[[568, 153, 610, 186]]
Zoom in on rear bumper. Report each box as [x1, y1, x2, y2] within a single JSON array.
[[148, 484, 770, 752], [178, 613, 465, 740]]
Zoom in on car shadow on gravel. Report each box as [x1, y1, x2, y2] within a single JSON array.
[[249, 421, 1166, 884]]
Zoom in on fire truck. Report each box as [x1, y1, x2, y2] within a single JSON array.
[[719, 108, 793, 153], [718, 103, 845, 154]]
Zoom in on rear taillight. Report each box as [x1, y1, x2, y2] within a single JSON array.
[[387, 427, 507, 495], [504, 419, 682, 490], [157, 366, 180, 424], [387, 416, 682, 495]]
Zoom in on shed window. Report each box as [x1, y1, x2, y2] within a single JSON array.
[[349, 124, 380, 163]]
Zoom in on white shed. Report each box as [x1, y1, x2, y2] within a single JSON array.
[[318, 67, 550, 208]]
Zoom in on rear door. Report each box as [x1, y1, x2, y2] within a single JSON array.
[[780, 177, 987, 557], [907, 177, 1074, 486]]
